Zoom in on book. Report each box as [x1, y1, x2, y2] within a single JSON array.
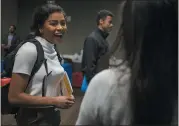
[[54, 72, 74, 111], [61, 72, 73, 96]]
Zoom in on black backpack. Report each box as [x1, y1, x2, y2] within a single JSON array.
[[1, 38, 62, 115]]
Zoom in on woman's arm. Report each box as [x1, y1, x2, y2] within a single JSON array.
[[8, 42, 74, 108], [8, 73, 57, 106], [8, 42, 57, 106]]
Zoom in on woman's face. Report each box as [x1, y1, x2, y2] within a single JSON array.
[[40, 12, 67, 44]]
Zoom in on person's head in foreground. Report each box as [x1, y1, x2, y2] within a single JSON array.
[[76, 0, 177, 125]]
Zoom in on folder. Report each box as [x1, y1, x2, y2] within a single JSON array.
[[81, 76, 88, 92], [61, 72, 73, 96]]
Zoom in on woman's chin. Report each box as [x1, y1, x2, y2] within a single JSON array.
[[54, 38, 63, 44]]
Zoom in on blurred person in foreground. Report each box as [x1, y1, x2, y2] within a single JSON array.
[[76, 0, 178, 125]]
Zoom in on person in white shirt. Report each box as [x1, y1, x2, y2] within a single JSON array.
[[8, 2, 74, 126], [76, 0, 177, 125]]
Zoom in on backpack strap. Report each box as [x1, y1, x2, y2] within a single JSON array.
[[2, 39, 45, 79], [26, 39, 45, 83]]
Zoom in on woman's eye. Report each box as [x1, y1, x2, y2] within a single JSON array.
[[61, 22, 66, 26], [48, 20, 66, 27], [50, 22, 58, 26]]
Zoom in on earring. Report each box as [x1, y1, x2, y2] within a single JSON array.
[[39, 29, 43, 33]]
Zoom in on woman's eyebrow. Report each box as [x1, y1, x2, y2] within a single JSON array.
[[48, 20, 58, 22]]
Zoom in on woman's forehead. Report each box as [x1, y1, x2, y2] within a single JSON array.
[[47, 12, 65, 20]]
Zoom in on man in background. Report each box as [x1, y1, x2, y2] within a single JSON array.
[[82, 10, 114, 83], [1, 25, 20, 56]]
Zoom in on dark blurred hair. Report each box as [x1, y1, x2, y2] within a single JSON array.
[[96, 10, 114, 25], [31, 3, 66, 36], [117, 0, 177, 124]]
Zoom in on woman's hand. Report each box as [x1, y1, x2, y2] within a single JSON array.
[[54, 96, 75, 109]]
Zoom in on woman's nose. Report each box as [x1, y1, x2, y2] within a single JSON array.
[[56, 24, 63, 30]]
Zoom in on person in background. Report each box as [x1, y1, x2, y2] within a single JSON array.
[[81, 10, 114, 83], [8, 3, 75, 126], [1, 25, 20, 56], [76, 0, 177, 125]]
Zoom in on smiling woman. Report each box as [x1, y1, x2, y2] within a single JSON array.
[[31, 4, 67, 44], [38, 12, 67, 44], [8, 2, 75, 126]]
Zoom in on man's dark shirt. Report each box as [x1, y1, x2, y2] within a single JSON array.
[[82, 28, 110, 83], [2, 33, 21, 55]]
